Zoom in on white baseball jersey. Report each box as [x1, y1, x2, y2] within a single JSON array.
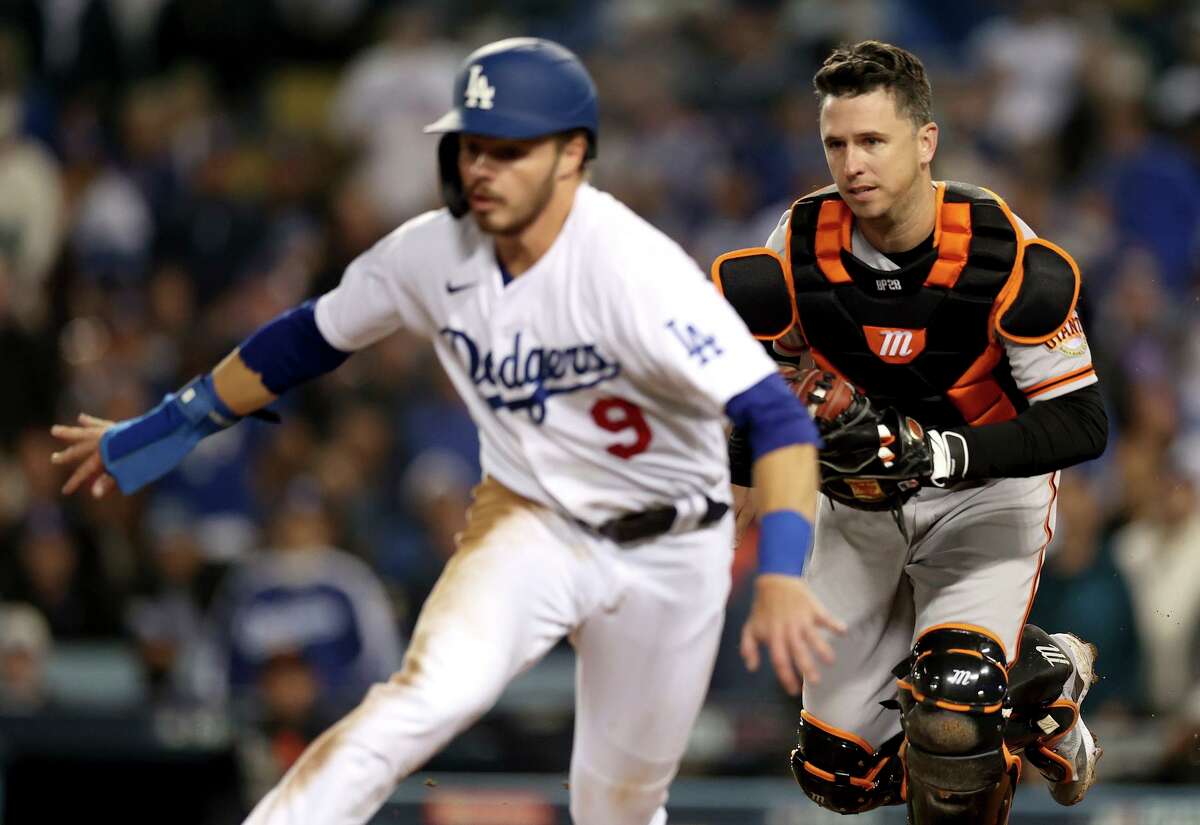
[[765, 203, 1098, 403], [315, 183, 776, 525]]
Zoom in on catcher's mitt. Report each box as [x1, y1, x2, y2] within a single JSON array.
[[784, 369, 932, 511]]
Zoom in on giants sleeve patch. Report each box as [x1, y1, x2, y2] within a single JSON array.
[[1042, 313, 1089, 357]]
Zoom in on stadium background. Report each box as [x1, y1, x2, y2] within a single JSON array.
[[0, 0, 1198, 822]]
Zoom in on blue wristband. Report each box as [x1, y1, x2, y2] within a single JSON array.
[[757, 510, 814, 576], [100, 374, 239, 494]]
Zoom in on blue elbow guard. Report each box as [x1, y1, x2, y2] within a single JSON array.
[[758, 510, 814, 576], [100, 374, 240, 494]]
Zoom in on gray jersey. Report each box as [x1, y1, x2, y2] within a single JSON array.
[[763, 188, 1088, 749]]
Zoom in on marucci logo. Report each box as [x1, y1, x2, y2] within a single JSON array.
[[863, 325, 926, 364], [947, 669, 977, 685], [881, 330, 913, 357]]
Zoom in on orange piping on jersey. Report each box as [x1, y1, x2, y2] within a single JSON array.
[[915, 622, 1008, 662], [995, 238, 1082, 345], [812, 200, 854, 284], [1024, 366, 1096, 400], [710, 246, 796, 341], [1009, 472, 1057, 667], [899, 741, 908, 801], [801, 709, 877, 753]]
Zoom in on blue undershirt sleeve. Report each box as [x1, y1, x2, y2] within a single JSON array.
[[725, 372, 821, 460], [239, 300, 352, 395]]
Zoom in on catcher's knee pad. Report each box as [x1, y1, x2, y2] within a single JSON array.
[[1004, 624, 1080, 782], [897, 626, 1020, 825], [789, 711, 904, 814]]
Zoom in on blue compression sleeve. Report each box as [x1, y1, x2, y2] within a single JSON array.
[[758, 510, 814, 576], [239, 300, 351, 395], [725, 372, 821, 460]]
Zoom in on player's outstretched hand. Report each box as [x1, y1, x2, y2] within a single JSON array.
[[50, 413, 118, 499], [740, 574, 846, 696]]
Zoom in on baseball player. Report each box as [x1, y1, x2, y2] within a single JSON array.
[[715, 41, 1108, 824], [51, 38, 837, 825]]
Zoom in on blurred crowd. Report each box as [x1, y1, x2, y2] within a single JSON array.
[[0, 0, 1199, 813]]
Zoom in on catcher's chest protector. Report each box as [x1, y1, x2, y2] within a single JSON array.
[[786, 182, 1071, 430]]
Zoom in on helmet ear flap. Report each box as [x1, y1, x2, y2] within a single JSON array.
[[438, 134, 469, 218]]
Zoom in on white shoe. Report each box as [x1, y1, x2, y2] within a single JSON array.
[[1037, 633, 1102, 805]]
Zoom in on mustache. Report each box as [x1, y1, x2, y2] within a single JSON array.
[[467, 184, 503, 202]]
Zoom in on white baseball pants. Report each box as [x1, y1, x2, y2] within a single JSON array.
[[244, 478, 733, 825]]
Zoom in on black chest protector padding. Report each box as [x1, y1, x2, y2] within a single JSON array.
[[997, 240, 1080, 343], [783, 184, 1029, 429], [711, 249, 794, 340]]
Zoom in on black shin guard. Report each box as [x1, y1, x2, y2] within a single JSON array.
[[898, 627, 1020, 825]]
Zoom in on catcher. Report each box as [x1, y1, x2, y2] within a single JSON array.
[[718, 41, 1108, 824]]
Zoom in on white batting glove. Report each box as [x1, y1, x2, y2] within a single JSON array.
[[926, 429, 970, 487]]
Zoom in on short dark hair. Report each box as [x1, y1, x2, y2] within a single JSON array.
[[813, 40, 932, 128]]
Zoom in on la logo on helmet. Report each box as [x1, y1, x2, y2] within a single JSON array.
[[464, 65, 495, 110]]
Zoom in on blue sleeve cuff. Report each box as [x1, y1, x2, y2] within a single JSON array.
[[725, 372, 821, 461], [239, 300, 351, 395], [757, 510, 814, 576]]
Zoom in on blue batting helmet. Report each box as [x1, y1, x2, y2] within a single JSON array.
[[425, 37, 599, 217]]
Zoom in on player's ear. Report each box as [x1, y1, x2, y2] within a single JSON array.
[[917, 121, 938, 166], [557, 131, 588, 178]]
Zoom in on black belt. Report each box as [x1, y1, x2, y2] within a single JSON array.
[[593, 497, 729, 545]]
